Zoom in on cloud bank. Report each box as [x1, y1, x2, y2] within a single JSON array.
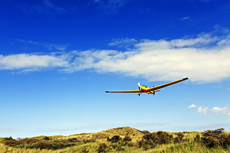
[[189, 104, 230, 116], [197, 106, 209, 114], [1, 29, 230, 83], [210, 107, 230, 116], [0, 53, 69, 72]]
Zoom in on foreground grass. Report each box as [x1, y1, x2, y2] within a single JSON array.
[[1, 143, 229, 153], [0, 127, 229, 153]]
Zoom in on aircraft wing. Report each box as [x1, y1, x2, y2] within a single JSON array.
[[147, 77, 188, 92], [106, 90, 140, 93]]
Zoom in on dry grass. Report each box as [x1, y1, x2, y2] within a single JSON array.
[[0, 127, 229, 153]]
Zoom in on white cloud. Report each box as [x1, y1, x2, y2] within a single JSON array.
[[210, 107, 230, 116], [0, 53, 69, 71], [197, 106, 209, 114], [65, 31, 230, 83], [2, 29, 230, 83], [108, 38, 138, 48], [188, 104, 197, 109]]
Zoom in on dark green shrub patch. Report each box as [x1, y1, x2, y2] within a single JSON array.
[[3, 137, 95, 150], [224, 134, 230, 146], [127, 142, 135, 147], [107, 135, 122, 143], [142, 131, 173, 145], [137, 131, 173, 150], [4, 137, 20, 147], [201, 135, 220, 148], [43, 136, 51, 140], [123, 135, 132, 142], [97, 143, 108, 153], [203, 128, 224, 136], [3, 137, 40, 147], [174, 133, 184, 143], [201, 128, 230, 149], [194, 134, 201, 142]]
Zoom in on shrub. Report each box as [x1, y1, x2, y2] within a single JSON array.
[[174, 133, 184, 143], [141, 139, 156, 150], [43, 136, 51, 140], [138, 131, 173, 150], [4, 138, 20, 147], [97, 143, 108, 153], [127, 142, 135, 147], [156, 131, 173, 144], [123, 135, 132, 142], [201, 128, 226, 148], [203, 128, 224, 136], [136, 140, 143, 148], [194, 134, 201, 142], [115, 144, 125, 151], [142, 131, 173, 144], [3, 136, 95, 150], [202, 136, 220, 148], [107, 135, 121, 143], [223, 133, 230, 149], [4, 137, 13, 141]]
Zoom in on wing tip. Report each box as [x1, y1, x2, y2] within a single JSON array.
[[105, 91, 109, 93], [183, 77, 189, 80]]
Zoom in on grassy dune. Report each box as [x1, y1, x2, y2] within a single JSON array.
[[0, 127, 229, 153]]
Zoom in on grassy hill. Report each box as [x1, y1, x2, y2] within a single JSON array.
[[0, 127, 230, 153]]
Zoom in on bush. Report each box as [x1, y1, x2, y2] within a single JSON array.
[[123, 135, 132, 142], [138, 131, 173, 150], [43, 136, 51, 140], [3, 136, 95, 150], [174, 133, 184, 143], [222, 133, 230, 149], [107, 135, 121, 143], [202, 136, 220, 148], [127, 142, 135, 147], [156, 131, 173, 144], [194, 134, 201, 142], [4, 138, 20, 147], [97, 143, 108, 153], [142, 131, 173, 144], [203, 128, 224, 136], [201, 128, 227, 148], [141, 139, 156, 150]]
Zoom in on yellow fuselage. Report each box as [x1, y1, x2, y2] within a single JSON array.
[[139, 86, 155, 94]]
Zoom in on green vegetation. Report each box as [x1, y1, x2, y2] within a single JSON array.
[[1, 127, 230, 153], [2, 136, 95, 150]]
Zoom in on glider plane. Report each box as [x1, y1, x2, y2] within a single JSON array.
[[105, 77, 188, 96]]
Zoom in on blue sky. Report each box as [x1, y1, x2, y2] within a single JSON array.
[[0, 0, 230, 138]]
